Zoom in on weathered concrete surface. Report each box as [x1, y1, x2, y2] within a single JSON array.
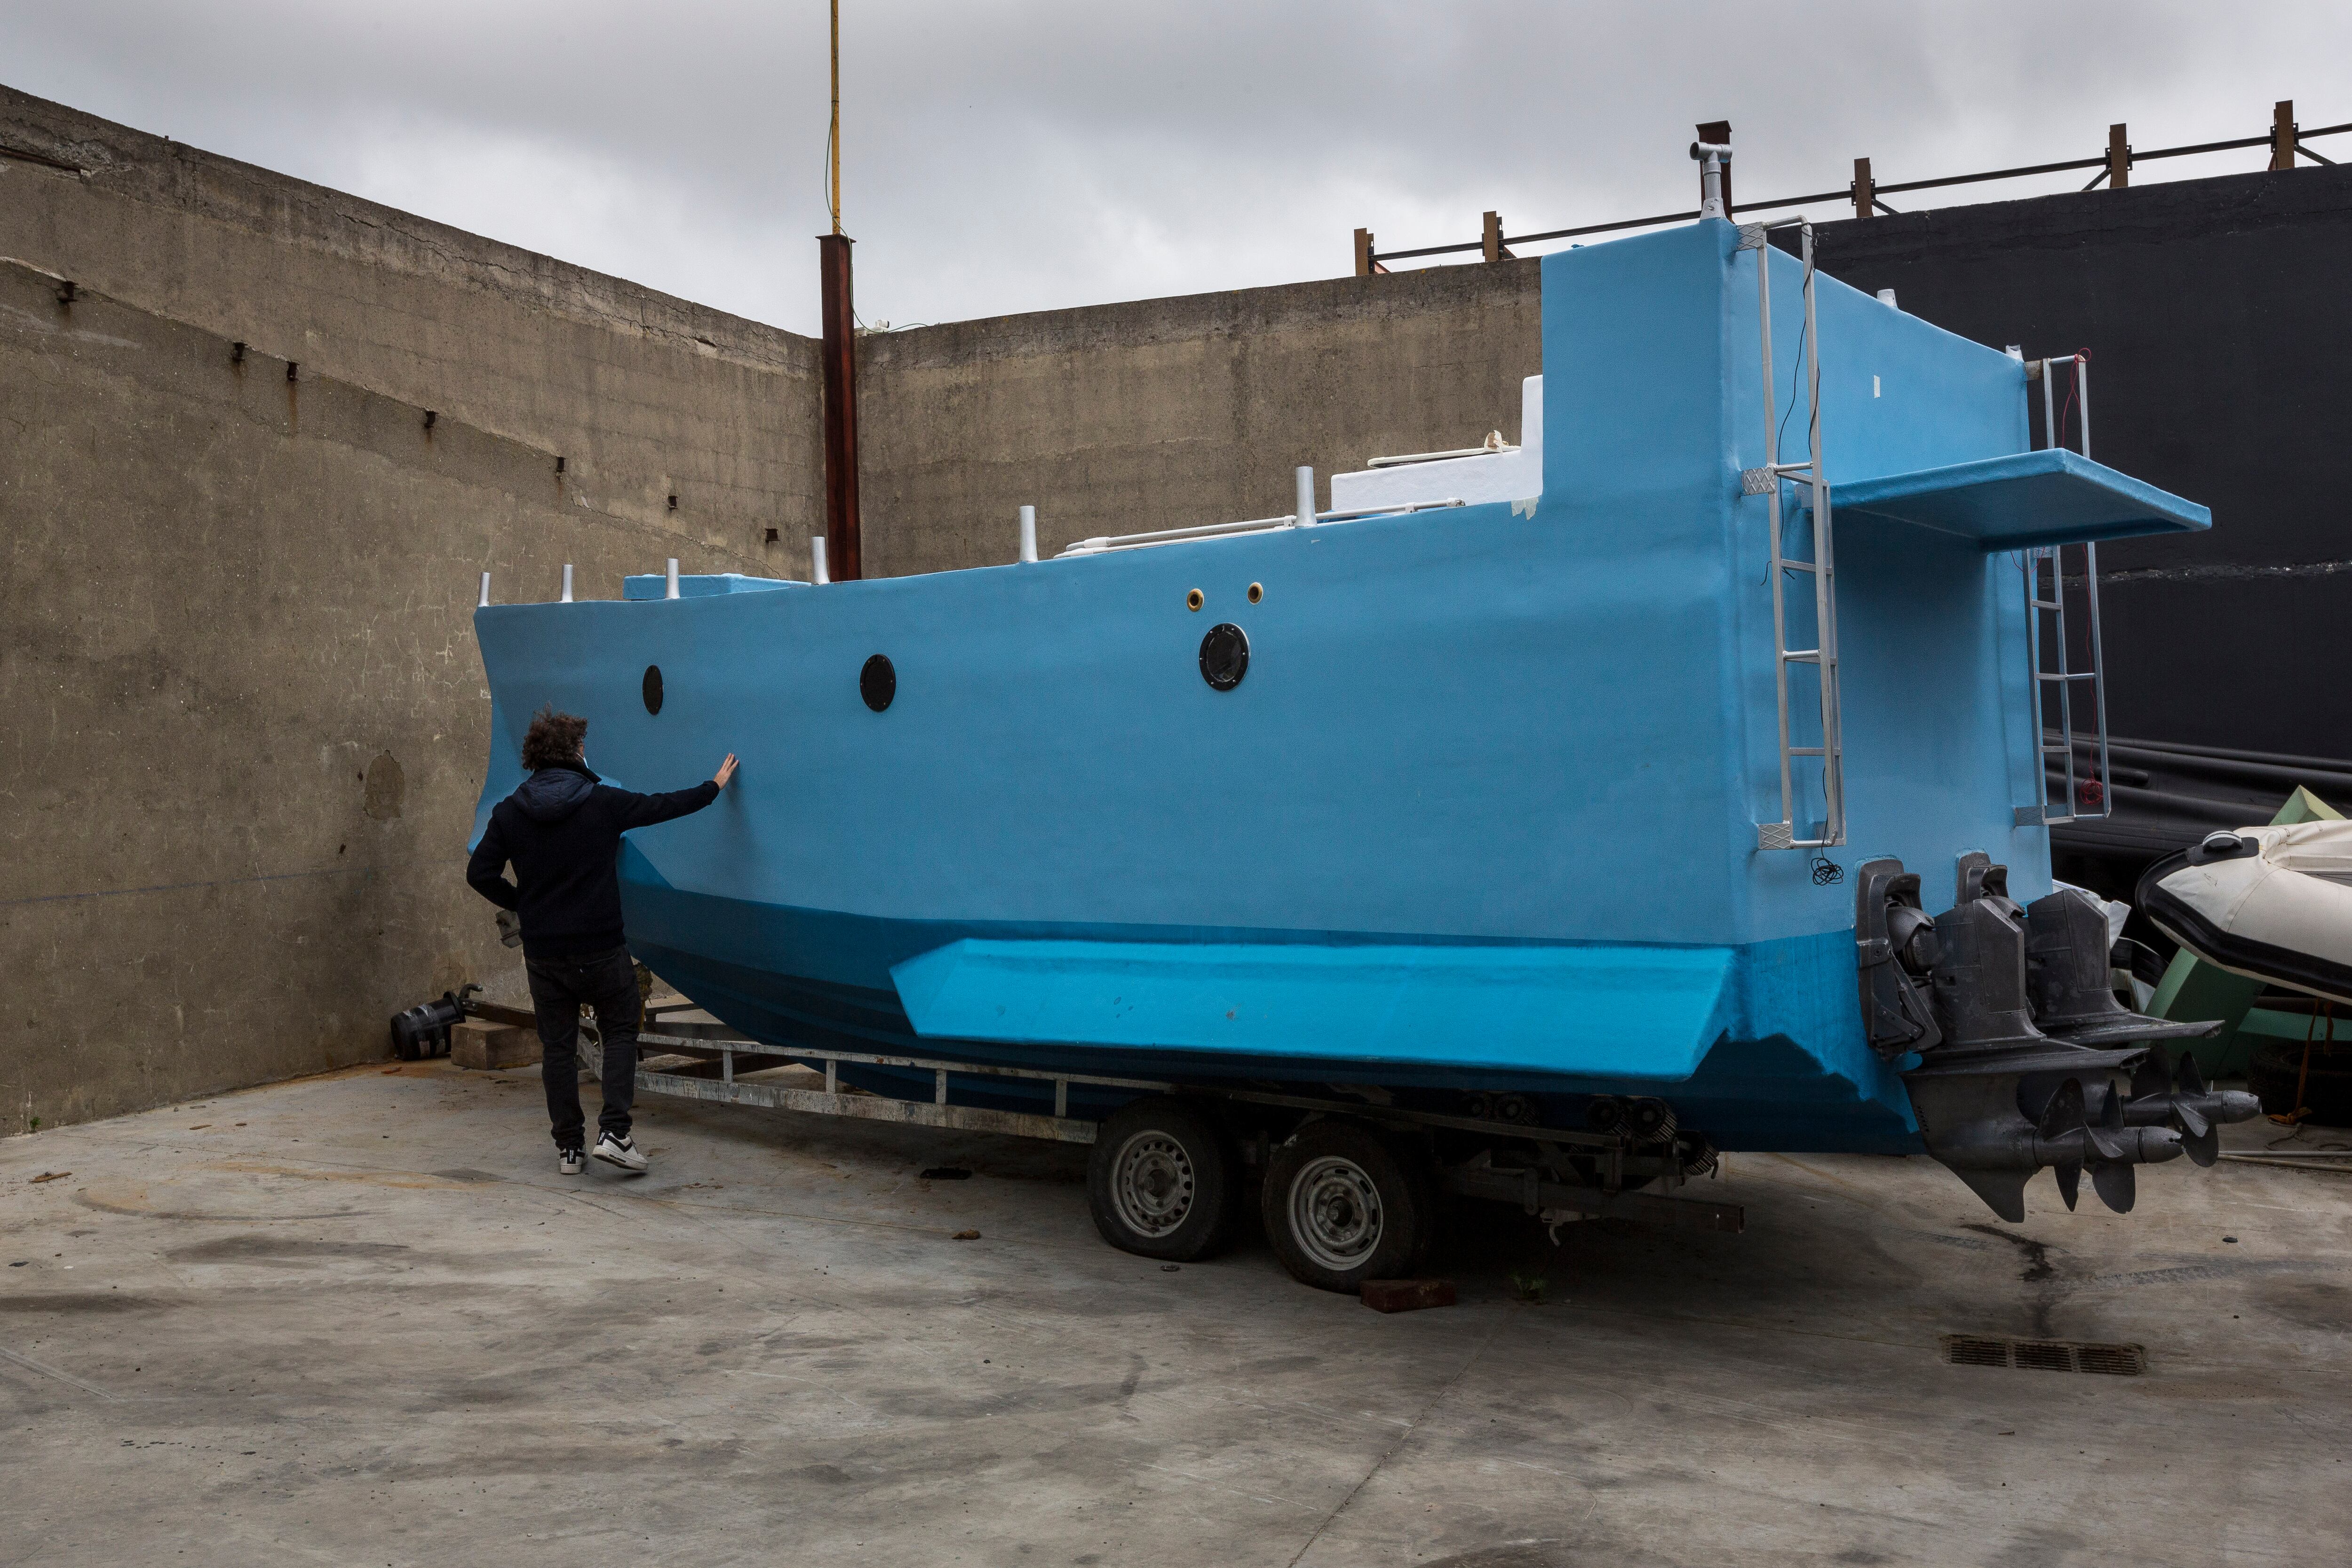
[[0, 84, 824, 581], [0, 261, 760, 1132], [3, 1069, 2345, 1566], [857, 263, 1541, 576]]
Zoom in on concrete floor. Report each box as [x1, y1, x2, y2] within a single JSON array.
[[2, 1062, 2347, 1568]]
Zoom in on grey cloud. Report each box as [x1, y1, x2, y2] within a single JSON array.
[[5, 2, 2345, 335]]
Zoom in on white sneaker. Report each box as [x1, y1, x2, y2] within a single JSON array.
[[558, 1146, 585, 1175], [593, 1132, 648, 1173]]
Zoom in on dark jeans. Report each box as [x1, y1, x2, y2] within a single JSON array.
[[525, 943, 641, 1149]]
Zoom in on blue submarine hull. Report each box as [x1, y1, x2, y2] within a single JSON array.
[[469, 220, 2209, 1161]]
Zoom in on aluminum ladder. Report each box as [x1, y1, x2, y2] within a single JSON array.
[[2015, 351, 2114, 827], [1739, 223, 1846, 852]]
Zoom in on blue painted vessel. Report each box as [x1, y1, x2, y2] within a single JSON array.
[[472, 216, 2229, 1218]]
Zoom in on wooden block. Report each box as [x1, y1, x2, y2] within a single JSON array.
[[1360, 1278, 1456, 1313], [450, 1019, 540, 1071]]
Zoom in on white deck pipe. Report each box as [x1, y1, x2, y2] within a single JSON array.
[[811, 536, 830, 585], [1018, 505, 1038, 564], [665, 558, 681, 599], [477, 572, 491, 609], [1294, 466, 1316, 527], [1692, 142, 1732, 222], [560, 564, 575, 603]]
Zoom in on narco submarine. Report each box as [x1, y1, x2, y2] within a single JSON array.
[[467, 151, 2257, 1291]]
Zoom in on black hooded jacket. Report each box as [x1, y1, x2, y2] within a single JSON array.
[[466, 763, 720, 958]]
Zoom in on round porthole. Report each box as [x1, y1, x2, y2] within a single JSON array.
[[1247, 581, 1263, 604], [1199, 623, 1249, 691], [1186, 588, 1205, 612], [860, 653, 896, 712], [642, 665, 664, 715]]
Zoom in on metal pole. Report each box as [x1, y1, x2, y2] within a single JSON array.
[[1294, 466, 1316, 527], [1756, 236, 1795, 839], [811, 536, 830, 585], [1801, 223, 1844, 844], [817, 234, 861, 579], [665, 558, 680, 599], [560, 564, 574, 604], [2077, 355, 2111, 817], [1018, 505, 1038, 564], [829, 0, 842, 234], [477, 572, 491, 609], [2075, 353, 2091, 457], [842, 0, 851, 235]]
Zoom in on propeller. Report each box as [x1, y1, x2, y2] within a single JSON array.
[[2036, 1079, 2085, 1212], [2032, 1075, 2181, 1213], [2122, 1047, 2261, 1167], [2091, 1087, 2137, 1213]]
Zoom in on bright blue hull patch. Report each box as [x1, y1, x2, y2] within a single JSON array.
[[620, 872, 1921, 1154]]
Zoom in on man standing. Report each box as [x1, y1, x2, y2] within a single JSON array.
[[467, 706, 737, 1175]]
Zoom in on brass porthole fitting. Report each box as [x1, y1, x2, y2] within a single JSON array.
[[1247, 582, 1263, 604], [1186, 588, 1205, 612]]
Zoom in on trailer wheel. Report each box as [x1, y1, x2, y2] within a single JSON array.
[[1087, 1098, 1240, 1262], [1262, 1120, 1433, 1293]]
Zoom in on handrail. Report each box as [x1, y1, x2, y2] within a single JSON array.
[[1364, 117, 2351, 267]]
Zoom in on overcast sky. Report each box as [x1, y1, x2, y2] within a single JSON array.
[[7, 2, 2349, 337]]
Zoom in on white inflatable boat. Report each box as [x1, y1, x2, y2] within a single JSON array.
[[2139, 821, 2352, 1005]]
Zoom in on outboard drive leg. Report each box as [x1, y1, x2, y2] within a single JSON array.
[[1878, 854, 2186, 1220], [2022, 888, 2220, 1049]]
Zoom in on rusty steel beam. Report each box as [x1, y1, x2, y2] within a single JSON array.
[[818, 231, 862, 580]]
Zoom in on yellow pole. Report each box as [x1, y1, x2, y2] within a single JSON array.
[[842, 0, 851, 232], [829, 0, 842, 234]]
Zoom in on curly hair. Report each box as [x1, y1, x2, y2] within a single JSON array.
[[521, 707, 588, 771]]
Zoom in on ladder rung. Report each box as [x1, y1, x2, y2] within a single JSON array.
[[1791, 747, 1826, 757], [2030, 598, 2063, 610], [1783, 650, 1820, 663], [2035, 671, 2097, 682]]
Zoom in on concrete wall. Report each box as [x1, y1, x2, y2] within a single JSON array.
[[0, 85, 823, 1134], [0, 261, 760, 1130], [857, 265, 1541, 576], [0, 84, 824, 587]]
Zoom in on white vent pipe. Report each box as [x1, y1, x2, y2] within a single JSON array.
[[665, 558, 681, 599], [477, 572, 491, 609], [811, 536, 830, 585], [1294, 466, 1316, 527], [1018, 505, 1038, 564], [560, 564, 575, 603]]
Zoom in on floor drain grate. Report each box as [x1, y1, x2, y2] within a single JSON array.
[[1941, 1335, 2145, 1375]]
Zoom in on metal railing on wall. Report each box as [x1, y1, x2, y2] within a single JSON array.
[[1354, 100, 2346, 276]]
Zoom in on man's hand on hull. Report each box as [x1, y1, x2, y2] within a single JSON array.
[[714, 753, 739, 789]]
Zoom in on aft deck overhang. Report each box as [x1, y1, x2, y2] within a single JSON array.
[[1833, 448, 2211, 549]]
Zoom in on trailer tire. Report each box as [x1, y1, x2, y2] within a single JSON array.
[[1087, 1098, 1240, 1262], [1262, 1120, 1433, 1293]]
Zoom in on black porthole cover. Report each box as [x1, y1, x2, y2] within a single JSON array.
[[642, 664, 664, 715], [861, 653, 897, 712], [1199, 623, 1249, 691]]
